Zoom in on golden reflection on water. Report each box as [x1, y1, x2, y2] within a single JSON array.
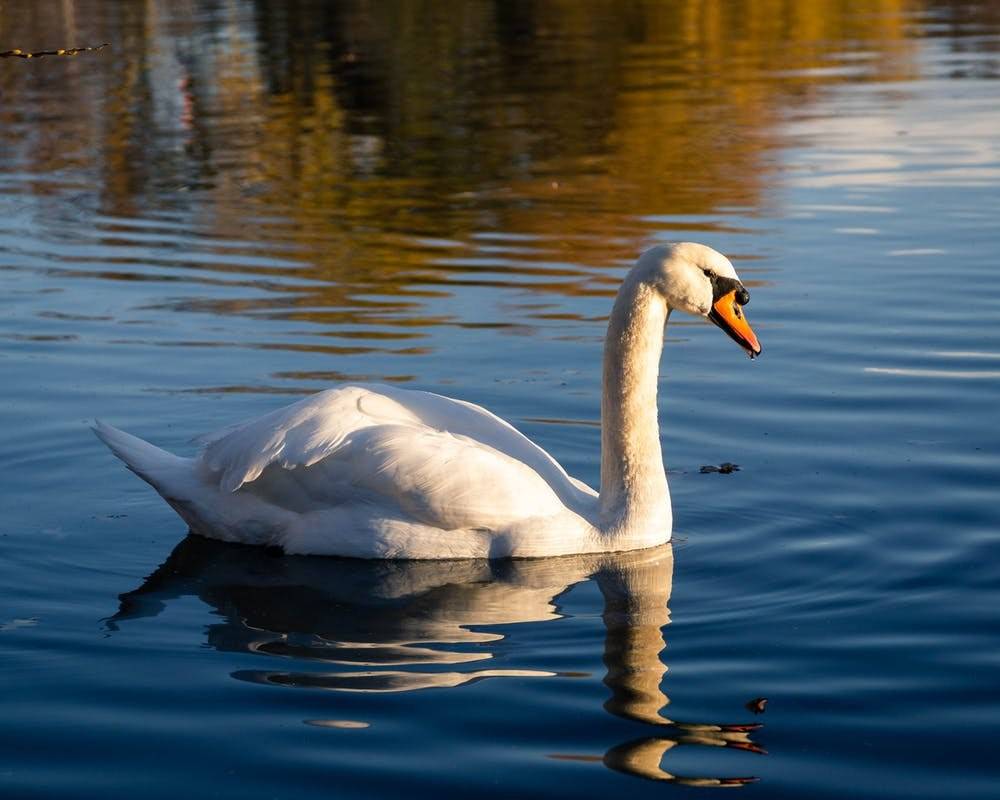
[[110, 537, 764, 784], [0, 0, 935, 356]]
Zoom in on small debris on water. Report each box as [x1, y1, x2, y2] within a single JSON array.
[[0, 617, 39, 631], [305, 719, 370, 729], [700, 462, 740, 474], [745, 697, 768, 714]]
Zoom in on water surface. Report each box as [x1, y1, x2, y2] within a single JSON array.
[[1, 1, 999, 797]]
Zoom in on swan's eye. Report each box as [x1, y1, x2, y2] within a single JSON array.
[[702, 268, 713, 277]]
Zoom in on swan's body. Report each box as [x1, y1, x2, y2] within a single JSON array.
[[95, 243, 760, 559]]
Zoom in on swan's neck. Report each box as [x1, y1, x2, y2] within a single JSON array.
[[600, 275, 670, 527]]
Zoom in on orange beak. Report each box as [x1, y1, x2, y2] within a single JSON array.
[[708, 290, 761, 358]]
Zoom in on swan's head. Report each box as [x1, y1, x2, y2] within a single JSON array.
[[641, 242, 761, 358]]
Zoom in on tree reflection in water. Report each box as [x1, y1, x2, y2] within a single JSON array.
[[109, 536, 764, 785]]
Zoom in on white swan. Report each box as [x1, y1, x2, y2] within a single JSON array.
[[94, 243, 761, 559]]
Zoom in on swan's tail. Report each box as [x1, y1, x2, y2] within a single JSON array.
[[92, 421, 189, 493]]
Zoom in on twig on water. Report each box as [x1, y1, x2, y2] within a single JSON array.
[[1, 43, 109, 59]]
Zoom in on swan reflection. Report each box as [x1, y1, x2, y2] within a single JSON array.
[[110, 536, 763, 784]]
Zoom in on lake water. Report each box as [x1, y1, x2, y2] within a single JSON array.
[[2, 1, 999, 797]]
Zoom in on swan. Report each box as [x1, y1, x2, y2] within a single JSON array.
[[94, 242, 761, 559]]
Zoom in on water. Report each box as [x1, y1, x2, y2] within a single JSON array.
[[2, 1, 999, 796]]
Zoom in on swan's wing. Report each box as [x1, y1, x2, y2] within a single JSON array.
[[199, 385, 407, 492], [204, 418, 571, 532], [198, 384, 595, 505], [300, 423, 570, 529], [360, 384, 596, 505]]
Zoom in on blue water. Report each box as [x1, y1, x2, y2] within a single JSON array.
[[2, 1, 999, 797]]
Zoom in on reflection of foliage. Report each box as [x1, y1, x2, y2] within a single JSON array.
[[0, 0, 988, 335], [240, 0, 920, 266]]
